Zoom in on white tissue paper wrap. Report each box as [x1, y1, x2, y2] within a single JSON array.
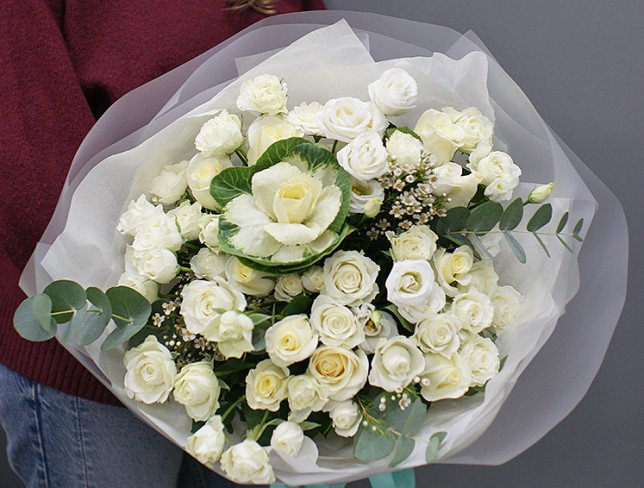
[[20, 11, 628, 486]]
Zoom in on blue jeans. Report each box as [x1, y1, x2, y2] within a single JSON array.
[[0, 364, 239, 488]]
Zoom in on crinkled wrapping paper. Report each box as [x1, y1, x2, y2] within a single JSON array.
[[20, 11, 627, 486]]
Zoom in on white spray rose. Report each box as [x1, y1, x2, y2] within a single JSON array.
[[117, 195, 159, 237], [245, 359, 289, 411], [349, 179, 385, 216], [452, 289, 495, 334], [220, 440, 275, 484], [118, 272, 159, 303], [431, 246, 474, 297], [168, 201, 202, 241], [124, 336, 177, 404], [150, 161, 188, 204], [265, 314, 318, 368], [458, 259, 499, 296], [186, 153, 232, 210], [460, 335, 500, 386], [198, 213, 220, 252], [368, 336, 425, 392], [327, 400, 362, 438], [307, 346, 368, 401], [236, 74, 287, 116], [287, 101, 324, 135], [301, 265, 325, 293], [225, 256, 275, 297], [359, 309, 398, 354], [386, 130, 423, 168], [491, 285, 522, 332], [185, 416, 226, 466], [322, 250, 380, 306], [310, 295, 364, 349], [286, 374, 329, 422], [368, 67, 417, 116], [317, 97, 388, 143], [414, 313, 461, 357], [270, 421, 304, 457], [470, 151, 521, 202], [129, 247, 178, 284], [189, 248, 227, 281], [216, 310, 255, 359], [414, 109, 464, 165], [431, 162, 481, 209], [173, 362, 220, 421], [337, 131, 389, 181], [131, 212, 183, 253], [246, 115, 303, 165], [195, 110, 243, 156], [386, 225, 438, 261], [420, 352, 472, 402], [274, 274, 304, 302], [443, 107, 494, 154]]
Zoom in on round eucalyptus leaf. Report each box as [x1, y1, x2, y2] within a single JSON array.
[[43, 280, 87, 323], [67, 287, 112, 346], [13, 294, 57, 341], [105, 286, 151, 329]]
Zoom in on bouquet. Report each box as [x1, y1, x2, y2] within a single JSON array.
[[14, 12, 627, 487]]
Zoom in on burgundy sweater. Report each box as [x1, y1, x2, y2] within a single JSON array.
[[0, 0, 325, 405]]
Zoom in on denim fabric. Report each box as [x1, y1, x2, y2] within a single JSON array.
[[0, 364, 238, 488]]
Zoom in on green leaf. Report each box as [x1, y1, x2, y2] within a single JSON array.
[[526, 204, 553, 232], [209, 167, 252, 208], [384, 126, 422, 142], [573, 218, 584, 241], [383, 304, 414, 333], [101, 287, 151, 350], [68, 287, 112, 346], [13, 294, 57, 341], [556, 211, 569, 233], [557, 234, 574, 253], [299, 421, 321, 431], [425, 432, 447, 463], [532, 233, 551, 258], [504, 233, 526, 263], [250, 313, 272, 351], [254, 137, 312, 168], [389, 437, 415, 467], [445, 233, 478, 257], [470, 233, 495, 261], [386, 398, 426, 436], [214, 358, 255, 377], [43, 280, 86, 323], [281, 294, 313, 317], [499, 198, 524, 231], [354, 426, 395, 462], [466, 201, 503, 232], [436, 207, 470, 235]]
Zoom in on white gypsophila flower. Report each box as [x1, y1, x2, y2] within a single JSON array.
[[246, 114, 304, 165], [286, 374, 329, 422], [458, 259, 499, 296], [460, 335, 500, 387], [195, 110, 243, 156], [431, 162, 481, 209], [491, 285, 522, 332], [307, 346, 368, 401], [470, 151, 521, 202], [414, 109, 465, 165], [322, 250, 380, 306], [149, 161, 189, 205], [420, 352, 472, 402], [245, 359, 289, 412], [359, 309, 399, 354], [117, 195, 159, 237], [186, 153, 232, 210], [167, 200, 202, 241], [274, 274, 304, 302], [368, 336, 425, 392], [452, 289, 495, 334], [185, 416, 226, 466], [128, 247, 178, 284], [301, 265, 325, 293], [220, 440, 275, 484], [123, 335, 177, 404], [414, 313, 461, 357], [130, 211, 183, 254], [316, 97, 388, 143], [225, 256, 275, 297], [386, 130, 424, 168], [310, 295, 364, 349], [385, 260, 446, 324], [368, 67, 418, 116], [431, 246, 475, 297], [189, 248, 227, 281], [236, 74, 287, 116], [173, 362, 220, 421], [216, 310, 255, 358], [349, 179, 385, 216], [386, 225, 438, 261], [198, 213, 220, 252], [327, 400, 362, 438], [528, 182, 554, 204], [180, 278, 246, 340], [336, 131, 389, 182], [265, 314, 318, 368], [118, 272, 159, 303], [287, 101, 324, 135], [443, 107, 494, 154], [270, 421, 304, 457]]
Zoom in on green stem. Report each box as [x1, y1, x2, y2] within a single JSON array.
[[221, 395, 246, 422], [50, 310, 74, 317], [235, 148, 248, 165], [452, 229, 576, 237], [249, 410, 271, 441], [178, 266, 193, 274], [331, 139, 339, 153]]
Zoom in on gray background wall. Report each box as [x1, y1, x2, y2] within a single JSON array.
[[2, 1, 643, 486]]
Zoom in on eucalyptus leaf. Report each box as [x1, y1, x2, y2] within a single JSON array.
[[499, 198, 523, 231], [526, 203, 553, 232], [299, 421, 321, 431], [70, 287, 112, 346], [573, 218, 584, 241], [556, 211, 569, 233], [354, 426, 395, 462], [425, 432, 447, 463], [533, 233, 551, 258], [43, 280, 86, 323], [504, 233, 526, 263], [470, 233, 495, 260], [389, 437, 415, 467], [281, 294, 313, 317], [101, 287, 151, 350], [436, 207, 470, 235], [557, 234, 574, 253], [386, 398, 426, 436], [251, 314, 273, 351], [13, 294, 57, 341], [466, 201, 503, 232]]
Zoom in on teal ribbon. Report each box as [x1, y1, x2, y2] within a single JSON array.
[[270, 468, 415, 488]]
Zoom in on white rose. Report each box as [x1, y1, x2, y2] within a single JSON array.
[[431, 162, 481, 209], [118, 272, 159, 303], [129, 247, 178, 284], [385, 260, 446, 323], [286, 374, 329, 422], [246, 114, 303, 165], [491, 285, 522, 332], [185, 416, 226, 466], [195, 110, 243, 156], [386, 130, 423, 169], [117, 195, 158, 237], [180, 278, 246, 340], [368, 68, 417, 116], [225, 256, 275, 297], [452, 289, 495, 334], [198, 213, 220, 251], [386, 225, 438, 261], [123, 335, 177, 404], [150, 161, 189, 205], [287, 101, 324, 135], [443, 107, 494, 154], [368, 336, 425, 392], [168, 201, 202, 241], [420, 352, 472, 401], [322, 250, 380, 306], [359, 309, 398, 354], [131, 212, 183, 253], [470, 151, 521, 202], [349, 179, 385, 215], [327, 400, 362, 438], [245, 359, 289, 411], [220, 440, 275, 484], [270, 421, 304, 457], [317, 97, 388, 143], [414, 109, 465, 165], [265, 314, 318, 367], [457, 259, 498, 295], [173, 362, 220, 421], [186, 153, 232, 210], [337, 131, 389, 181], [189, 248, 227, 281], [431, 246, 474, 297], [274, 274, 304, 302], [310, 295, 364, 349], [307, 346, 368, 401], [301, 266, 325, 293], [414, 313, 461, 357], [460, 335, 500, 386], [216, 310, 255, 358], [236, 74, 287, 116]]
